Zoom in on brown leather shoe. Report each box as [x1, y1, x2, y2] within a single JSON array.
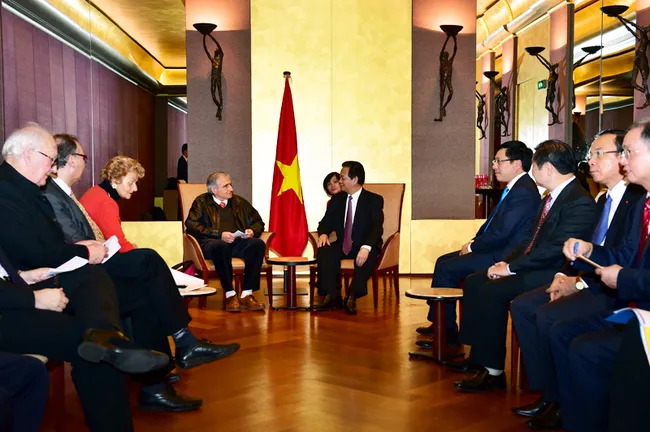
[[240, 294, 265, 311], [225, 295, 241, 312]]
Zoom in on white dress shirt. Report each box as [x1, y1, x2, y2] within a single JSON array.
[[52, 177, 73, 196], [212, 196, 228, 207], [546, 176, 576, 211], [0, 263, 9, 280], [344, 188, 371, 251]]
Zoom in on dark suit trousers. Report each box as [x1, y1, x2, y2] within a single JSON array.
[[317, 242, 379, 298], [0, 309, 133, 432], [0, 352, 49, 432], [201, 238, 266, 293], [428, 251, 494, 330], [460, 269, 556, 369], [548, 311, 617, 432], [511, 287, 615, 400], [609, 319, 650, 432]]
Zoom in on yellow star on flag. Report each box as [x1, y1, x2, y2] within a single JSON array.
[[276, 155, 304, 203]]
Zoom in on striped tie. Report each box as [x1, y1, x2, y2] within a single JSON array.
[[70, 193, 105, 242]]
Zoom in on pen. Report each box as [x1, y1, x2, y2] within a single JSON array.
[[570, 241, 578, 266]]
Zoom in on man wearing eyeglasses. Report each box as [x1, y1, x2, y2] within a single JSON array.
[[415, 141, 540, 348], [508, 129, 645, 430]]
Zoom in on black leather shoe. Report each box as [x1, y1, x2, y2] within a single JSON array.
[[77, 329, 169, 374], [165, 373, 181, 384], [513, 395, 552, 417], [416, 331, 460, 349], [416, 324, 434, 336], [454, 369, 507, 392], [313, 294, 342, 311], [526, 403, 562, 429], [344, 296, 357, 315], [443, 358, 481, 373], [138, 384, 202, 412], [175, 339, 240, 369]]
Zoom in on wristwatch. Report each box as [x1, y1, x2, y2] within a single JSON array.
[[575, 277, 586, 291]]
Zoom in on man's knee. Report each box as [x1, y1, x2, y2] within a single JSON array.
[[249, 238, 266, 254], [204, 240, 230, 257]]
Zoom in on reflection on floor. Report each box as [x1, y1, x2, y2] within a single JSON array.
[[49, 276, 536, 432]]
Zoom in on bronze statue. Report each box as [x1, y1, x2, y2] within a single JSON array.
[[536, 55, 560, 126], [615, 17, 650, 109], [476, 90, 487, 139], [495, 86, 510, 137], [434, 33, 458, 122], [201, 32, 224, 120]]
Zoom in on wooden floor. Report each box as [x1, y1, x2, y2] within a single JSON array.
[[49, 276, 539, 432]]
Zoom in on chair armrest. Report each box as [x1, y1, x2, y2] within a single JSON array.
[[259, 231, 276, 259], [308, 231, 319, 257], [183, 233, 210, 271], [376, 232, 400, 270]]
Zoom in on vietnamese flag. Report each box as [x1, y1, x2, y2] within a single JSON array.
[[269, 73, 308, 257]]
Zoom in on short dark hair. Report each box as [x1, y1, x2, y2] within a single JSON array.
[[53, 133, 79, 168], [322, 172, 340, 196], [181, 143, 188, 153], [342, 161, 365, 185], [499, 140, 533, 171], [593, 129, 627, 153], [532, 140, 577, 175]]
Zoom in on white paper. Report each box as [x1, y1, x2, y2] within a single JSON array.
[[46, 256, 88, 277], [101, 236, 120, 264], [233, 230, 246, 238], [170, 268, 207, 292]]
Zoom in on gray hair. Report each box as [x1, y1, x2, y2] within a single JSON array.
[[2, 122, 52, 158], [206, 171, 229, 193]]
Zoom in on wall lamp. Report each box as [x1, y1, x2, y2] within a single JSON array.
[[434, 25, 463, 122], [193, 22, 224, 120], [525, 46, 560, 125]]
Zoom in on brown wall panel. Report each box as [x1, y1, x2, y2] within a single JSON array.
[[167, 105, 187, 178]]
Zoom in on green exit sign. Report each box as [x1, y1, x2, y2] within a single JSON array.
[[538, 80, 547, 90]]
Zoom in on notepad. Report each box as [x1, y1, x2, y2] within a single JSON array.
[[101, 236, 120, 263], [170, 268, 207, 292], [46, 256, 88, 277]]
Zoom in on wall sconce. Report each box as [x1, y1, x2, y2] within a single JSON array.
[[525, 46, 560, 126], [476, 80, 487, 140], [193, 22, 224, 121], [601, 5, 650, 109], [483, 71, 510, 137], [572, 45, 602, 110], [434, 25, 463, 122]]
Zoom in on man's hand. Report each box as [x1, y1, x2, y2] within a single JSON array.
[[244, 229, 254, 239], [460, 242, 472, 256], [595, 265, 622, 289], [221, 231, 236, 243], [34, 288, 68, 312], [318, 234, 330, 248], [546, 274, 578, 302], [77, 240, 108, 264], [563, 238, 593, 262], [19, 268, 54, 285], [487, 262, 510, 279], [356, 248, 370, 267]]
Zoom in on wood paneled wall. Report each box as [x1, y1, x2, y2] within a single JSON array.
[[167, 105, 187, 179], [2, 11, 155, 221]]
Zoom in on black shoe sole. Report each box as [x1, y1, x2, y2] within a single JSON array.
[[415, 329, 434, 336], [176, 344, 240, 370], [454, 381, 507, 393], [138, 401, 203, 412], [78, 342, 169, 374]]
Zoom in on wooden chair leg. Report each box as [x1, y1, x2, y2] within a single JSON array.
[[309, 266, 316, 308], [393, 267, 400, 300], [266, 267, 273, 308], [510, 325, 520, 390], [48, 362, 65, 432], [200, 269, 209, 310], [199, 296, 207, 310], [372, 273, 379, 309], [344, 274, 351, 296]]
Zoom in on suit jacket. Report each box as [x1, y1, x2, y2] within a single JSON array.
[[0, 245, 34, 311], [585, 193, 650, 309], [471, 174, 540, 261], [507, 178, 598, 274], [177, 156, 188, 183], [0, 163, 89, 270], [317, 188, 384, 251], [43, 179, 95, 244]]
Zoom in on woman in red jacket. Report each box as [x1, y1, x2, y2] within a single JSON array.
[[79, 156, 145, 253]]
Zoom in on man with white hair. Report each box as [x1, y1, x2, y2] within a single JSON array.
[[0, 123, 169, 430]]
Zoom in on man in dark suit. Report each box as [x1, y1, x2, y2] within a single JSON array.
[[545, 121, 650, 432], [451, 140, 598, 392], [42, 134, 239, 412], [417, 141, 540, 346], [177, 143, 188, 183], [0, 351, 48, 432], [509, 129, 645, 428], [313, 161, 384, 315]]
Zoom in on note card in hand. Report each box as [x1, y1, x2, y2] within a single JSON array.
[[46, 256, 89, 277], [102, 236, 121, 263], [234, 230, 246, 238]]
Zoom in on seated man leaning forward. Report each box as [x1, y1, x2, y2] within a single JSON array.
[[313, 161, 384, 315], [417, 141, 540, 347], [185, 171, 267, 313]]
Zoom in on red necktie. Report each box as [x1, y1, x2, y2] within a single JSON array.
[[343, 195, 353, 255], [219, 202, 226, 208], [637, 197, 650, 264], [524, 194, 553, 255]]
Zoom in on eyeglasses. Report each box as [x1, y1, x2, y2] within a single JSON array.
[[72, 153, 88, 162], [585, 150, 618, 161], [619, 148, 642, 160], [492, 158, 513, 164], [33, 149, 57, 168]]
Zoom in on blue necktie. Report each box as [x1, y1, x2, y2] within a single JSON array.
[[592, 195, 612, 246], [482, 187, 509, 232]]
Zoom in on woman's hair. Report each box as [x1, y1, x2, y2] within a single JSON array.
[[322, 172, 340, 196], [100, 156, 145, 182]]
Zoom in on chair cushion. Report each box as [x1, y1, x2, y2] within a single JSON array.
[[201, 258, 268, 272], [340, 259, 355, 270]]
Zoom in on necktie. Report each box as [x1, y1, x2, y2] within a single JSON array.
[[219, 202, 226, 208], [592, 195, 613, 246], [524, 194, 553, 255], [70, 193, 105, 242], [637, 197, 650, 264], [482, 187, 509, 232], [342, 195, 353, 255]]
